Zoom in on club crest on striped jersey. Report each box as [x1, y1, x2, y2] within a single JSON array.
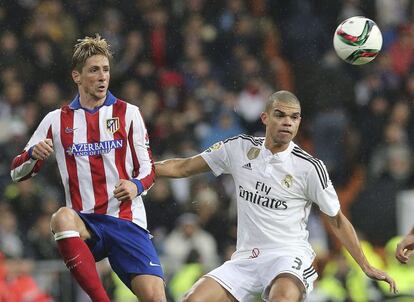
[[106, 118, 120, 134], [247, 147, 260, 160], [282, 175, 293, 188]]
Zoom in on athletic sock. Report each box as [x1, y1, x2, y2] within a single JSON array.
[[54, 231, 110, 302]]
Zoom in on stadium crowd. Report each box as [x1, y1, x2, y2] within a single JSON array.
[[1, 0, 414, 301]]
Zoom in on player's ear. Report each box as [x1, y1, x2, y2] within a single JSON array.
[[260, 112, 268, 125], [72, 70, 81, 84]]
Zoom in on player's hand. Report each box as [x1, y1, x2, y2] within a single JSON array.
[[113, 179, 138, 201], [31, 139, 54, 160], [364, 266, 397, 294], [395, 234, 414, 264]]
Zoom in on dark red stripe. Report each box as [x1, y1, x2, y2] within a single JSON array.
[[128, 120, 140, 178], [85, 111, 109, 214], [113, 100, 132, 220], [11, 151, 31, 170], [60, 107, 82, 211]]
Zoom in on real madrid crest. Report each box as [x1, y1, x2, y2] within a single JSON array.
[[282, 175, 293, 188], [247, 147, 260, 160], [106, 117, 120, 134]]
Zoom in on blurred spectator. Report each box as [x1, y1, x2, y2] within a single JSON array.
[[0, 252, 52, 302], [3, 179, 44, 233], [368, 122, 410, 179], [144, 178, 182, 253], [168, 249, 204, 302], [191, 186, 231, 255], [113, 30, 146, 82], [200, 108, 244, 150], [388, 24, 414, 77], [0, 81, 27, 142], [352, 144, 413, 246], [27, 213, 59, 260], [163, 213, 219, 276], [0, 204, 25, 259], [236, 76, 272, 134]]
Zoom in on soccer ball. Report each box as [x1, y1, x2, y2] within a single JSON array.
[[333, 16, 383, 65]]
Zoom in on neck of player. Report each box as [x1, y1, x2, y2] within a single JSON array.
[[79, 92, 106, 110], [265, 141, 289, 154]]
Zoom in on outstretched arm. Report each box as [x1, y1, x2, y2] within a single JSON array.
[[323, 210, 397, 294], [155, 155, 211, 178], [396, 226, 414, 264]]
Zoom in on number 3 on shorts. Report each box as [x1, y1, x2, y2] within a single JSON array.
[[291, 257, 302, 270]]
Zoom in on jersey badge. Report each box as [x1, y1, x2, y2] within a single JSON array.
[[106, 117, 120, 134], [247, 147, 260, 160], [282, 175, 293, 188], [205, 141, 223, 153]]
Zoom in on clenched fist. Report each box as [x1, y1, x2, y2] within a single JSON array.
[[31, 139, 54, 160]]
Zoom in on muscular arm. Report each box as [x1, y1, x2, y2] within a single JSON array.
[[155, 155, 211, 178], [323, 210, 397, 293]]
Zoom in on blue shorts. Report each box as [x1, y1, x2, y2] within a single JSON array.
[[77, 212, 164, 289]]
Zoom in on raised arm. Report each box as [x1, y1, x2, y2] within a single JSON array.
[[323, 210, 397, 294], [155, 155, 211, 178]]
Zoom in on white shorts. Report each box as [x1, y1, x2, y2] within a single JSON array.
[[206, 249, 318, 302]]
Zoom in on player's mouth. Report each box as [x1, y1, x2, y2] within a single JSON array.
[[279, 129, 292, 134], [97, 85, 107, 92]]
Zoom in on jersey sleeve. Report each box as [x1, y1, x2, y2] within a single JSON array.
[[305, 161, 340, 217], [200, 140, 232, 176], [10, 111, 54, 182], [129, 106, 155, 193]]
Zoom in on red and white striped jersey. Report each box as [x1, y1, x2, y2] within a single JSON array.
[[10, 92, 155, 229]]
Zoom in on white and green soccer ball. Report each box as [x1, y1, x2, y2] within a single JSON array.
[[333, 16, 383, 65]]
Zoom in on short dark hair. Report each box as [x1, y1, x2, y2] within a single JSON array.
[[265, 90, 301, 112], [72, 34, 112, 71]]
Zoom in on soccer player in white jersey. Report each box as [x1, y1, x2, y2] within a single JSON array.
[[155, 90, 397, 302], [10, 35, 166, 302]]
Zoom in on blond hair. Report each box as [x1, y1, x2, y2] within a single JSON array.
[[72, 34, 112, 71], [265, 90, 301, 112]]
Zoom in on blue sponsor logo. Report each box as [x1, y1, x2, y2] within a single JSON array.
[[66, 139, 123, 156]]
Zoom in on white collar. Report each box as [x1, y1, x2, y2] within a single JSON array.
[[261, 141, 295, 162]]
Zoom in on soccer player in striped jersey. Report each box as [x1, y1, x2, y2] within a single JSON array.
[[155, 90, 397, 302], [10, 35, 166, 302]]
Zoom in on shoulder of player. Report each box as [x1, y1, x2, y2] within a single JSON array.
[[290, 145, 327, 173], [290, 146, 329, 189], [45, 108, 63, 120], [118, 99, 142, 114], [223, 134, 264, 147]]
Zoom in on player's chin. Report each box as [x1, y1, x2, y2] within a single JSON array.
[[276, 133, 293, 143], [96, 87, 107, 97]]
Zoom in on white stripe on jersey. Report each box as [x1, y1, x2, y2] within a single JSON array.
[[73, 109, 95, 212], [99, 105, 121, 217]]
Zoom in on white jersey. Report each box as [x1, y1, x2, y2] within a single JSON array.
[[201, 135, 340, 257]]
